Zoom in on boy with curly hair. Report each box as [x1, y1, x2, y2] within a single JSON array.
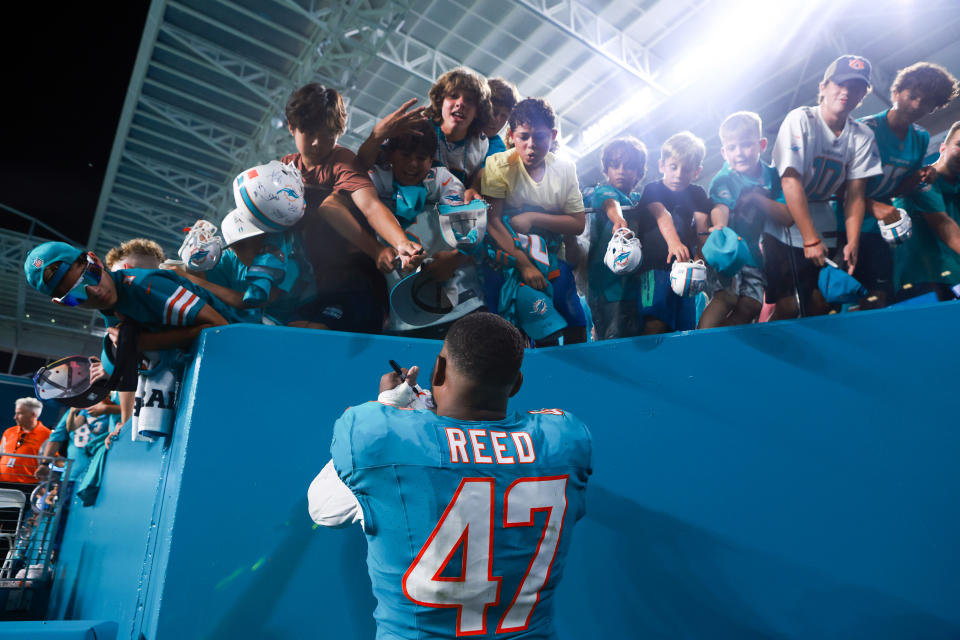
[[104, 238, 166, 271], [846, 61, 959, 308]]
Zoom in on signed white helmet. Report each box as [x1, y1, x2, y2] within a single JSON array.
[[669, 259, 707, 297], [603, 228, 642, 274], [233, 160, 305, 231], [879, 208, 913, 246], [178, 220, 223, 271], [220, 208, 267, 247]]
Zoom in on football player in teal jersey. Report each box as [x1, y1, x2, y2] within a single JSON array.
[[895, 121, 960, 299], [849, 62, 959, 308], [308, 313, 592, 639]]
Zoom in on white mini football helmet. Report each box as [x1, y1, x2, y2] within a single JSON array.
[[603, 228, 642, 274], [221, 208, 267, 247], [233, 160, 305, 231], [879, 208, 913, 245], [178, 220, 223, 271], [670, 259, 707, 297]]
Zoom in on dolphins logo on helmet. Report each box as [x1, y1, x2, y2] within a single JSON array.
[[604, 228, 642, 274], [233, 160, 305, 231]]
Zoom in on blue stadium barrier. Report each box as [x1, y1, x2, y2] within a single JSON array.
[[42, 301, 960, 639]]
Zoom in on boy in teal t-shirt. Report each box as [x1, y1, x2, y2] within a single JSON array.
[[586, 137, 648, 339], [842, 62, 958, 307], [701, 112, 790, 328], [895, 120, 960, 298]]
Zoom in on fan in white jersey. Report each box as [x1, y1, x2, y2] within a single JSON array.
[[765, 55, 883, 319]]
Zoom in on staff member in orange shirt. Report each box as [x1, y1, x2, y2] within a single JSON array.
[[0, 398, 51, 484]]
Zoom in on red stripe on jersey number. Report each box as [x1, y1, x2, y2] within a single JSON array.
[[402, 475, 568, 636]]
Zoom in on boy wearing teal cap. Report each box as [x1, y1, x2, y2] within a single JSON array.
[[24, 241, 241, 350]]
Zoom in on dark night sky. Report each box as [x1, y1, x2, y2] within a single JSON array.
[[2, 3, 150, 245]]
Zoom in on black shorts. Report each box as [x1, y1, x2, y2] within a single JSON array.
[[762, 233, 825, 304], [851, 233, 893, 297], [291, 290, 387, 334]]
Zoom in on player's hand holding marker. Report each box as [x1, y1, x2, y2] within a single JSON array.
[[379, 363, 433, 410]]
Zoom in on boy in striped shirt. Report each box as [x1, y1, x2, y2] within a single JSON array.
[[24, 241, 245, 349]]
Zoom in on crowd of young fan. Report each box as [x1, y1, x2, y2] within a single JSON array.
[[6, 52, 960, 586], [19, 55, 960, 355]]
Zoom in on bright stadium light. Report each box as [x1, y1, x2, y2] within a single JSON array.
[[577, 87, 654, 152], [667, 0, 836, 90]]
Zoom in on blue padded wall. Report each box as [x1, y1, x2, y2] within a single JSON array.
[[49, 301, 960, 639]]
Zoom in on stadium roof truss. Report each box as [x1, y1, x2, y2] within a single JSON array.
[[4, 0, 960, 363]]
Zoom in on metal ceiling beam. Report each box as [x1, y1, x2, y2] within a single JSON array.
[[88, 0, 168, 251], [513, 0, 669, 96]]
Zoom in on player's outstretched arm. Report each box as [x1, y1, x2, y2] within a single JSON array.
[[781, 169, 826, 266]]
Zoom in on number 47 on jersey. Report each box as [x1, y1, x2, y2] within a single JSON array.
[[403, 475, 569, 636]]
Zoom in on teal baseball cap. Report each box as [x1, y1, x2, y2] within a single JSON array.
[[818, 264, 867, 304], [515, 285, 566, 340], [702, 227, 750, 277], [24, 241, 84, 296]]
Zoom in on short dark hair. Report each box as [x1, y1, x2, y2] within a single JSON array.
[[488, 77, 520, 111], [601, 137, 648, 174], [285, 83, 347, 136], [444, 312, 524, 388], [509, 98, 555, 131], [385, 118, 438, 157], [892, 62, 959, 113]]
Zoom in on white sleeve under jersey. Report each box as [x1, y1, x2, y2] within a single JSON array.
[[769, 106, 882, 247], [308, 459, 364, 528]]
